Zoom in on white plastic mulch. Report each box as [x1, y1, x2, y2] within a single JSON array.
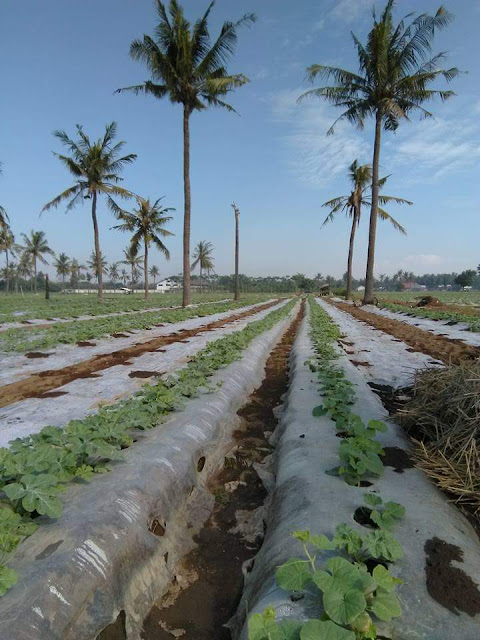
[[0, 298, 231, 332], [316, 298, 442, 388], [365, 304, 480, 347], [0, 300, 272, 386], [0, 300, 289, 448]]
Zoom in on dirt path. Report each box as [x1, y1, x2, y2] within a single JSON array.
[[0, 300, 281, 409], [139, 304, 304, 640], [330, 301, 480, 365]]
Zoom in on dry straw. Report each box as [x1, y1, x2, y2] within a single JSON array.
[[398, 361, 480, 517]]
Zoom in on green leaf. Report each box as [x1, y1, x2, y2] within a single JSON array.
[[333, 524, 363, 557], [370, 588, 402, 621], [309, 534, 335, 551], [363, 494, 382, 508], [292, 530, 310, 543], [5, 474, 63, 519], [365, 531, 403, 562], [248, 610, 274, 640], [0, 564, 18, 596], [276, 559, 312, 591], [272, 619, 303, 639], [323, 588, 367, 626], [367, 420, 387, 433], [372, 565, 403, 592], [312, 406, 328, 417], [300, 619, 355, 640], [313, 557, 359, 594]]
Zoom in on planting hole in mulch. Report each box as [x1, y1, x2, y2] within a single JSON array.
[[350, 359, 371, 367], [25, 352, 51, 359], [365, 557, 388, 573], [424, 537, 480, 616], [149, 519, 166, 537], [140, 303, 303, 640], [128, 370, 160, 379], [197, 456, 206, 472], [353, 506, 377, 529], [0, 300, 282, 410], [36, 391, 68, 399], [77, 341, 96, 347], [381, 447, 414, 473], [112, 333, 129, 338], [35, 539, 64, 560]]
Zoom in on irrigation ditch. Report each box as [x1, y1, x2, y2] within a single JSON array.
[[0, 301, 300, 639]]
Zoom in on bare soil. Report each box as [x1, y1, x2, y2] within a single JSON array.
[[424, 537, 480, 616], [139, 303, 303, 640], [0, 300, 280, 409], [381, 297, 480, 317], [331, 301, 480, 365]]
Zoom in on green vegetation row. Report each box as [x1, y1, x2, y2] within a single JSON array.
[[0, 299, 296, 596], [377, 301, 480, 333], [0, 292, 233, 325], [0, 295, 275, 353], [248, 298, 404, 639]]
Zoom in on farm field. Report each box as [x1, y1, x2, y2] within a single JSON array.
[[0, 293, 479, 640], [0, 291, 247, 325], [1, 0, 479, 637]]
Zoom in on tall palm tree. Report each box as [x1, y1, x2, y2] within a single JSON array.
[[121, 268, 129, 287], [70, 259, 85, 290], [108, 262, 120, 290], [0, 227, 17, 293], [149, 265, 160, 288], [117, 0, 255, 307], [41, 122, 137, 302], [21, 230, 54, 293], [322, 160, 411, 299], [87, 250, 108, 286], [17, 250, 32, 291], [122, 245, 143, 291], [191, 240, 214, 293], [301, 1, 458, 304], [114, 196, 174, 300], [0, 164, 9, 230], [53, 252, 71, 290]]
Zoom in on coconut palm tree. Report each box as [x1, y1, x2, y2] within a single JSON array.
[[53, 253, 71, 290], [0, 163, 9, 230], [191, 240, 214, 292], [322, 161, 411, 299], [121, 268, 129, 287], [87, 251, 108, 287], [41, 122, 137, 302], [108, 262, 120, 290], [114, 196, 174, 300], [149, 265, 160, 288], [69, 259, 85, 290], [17, 250, 32, 291], [21, 230, 54, 293], [0, 227, 17, 293], [301, 0, 458, 304], [122, 245, 143, 291], [117, 0, 255, 307]]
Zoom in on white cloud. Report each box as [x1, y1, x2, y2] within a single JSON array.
[[271, 88, 369, 187], [387, 112, 480, 179], [403, 254, 443, 267], [330, 0, 373, 24]]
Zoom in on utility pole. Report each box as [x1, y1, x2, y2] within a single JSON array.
[[231, 203, 240, 301]]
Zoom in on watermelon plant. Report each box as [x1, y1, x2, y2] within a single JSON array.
[[0, 299, 296, 595]]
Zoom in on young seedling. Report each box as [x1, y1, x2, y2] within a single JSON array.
[[364, 494, 405, 530]]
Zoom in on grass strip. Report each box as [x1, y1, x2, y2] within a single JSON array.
[[0, 298, 296, 595]]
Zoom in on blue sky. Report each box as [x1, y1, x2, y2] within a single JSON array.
[[1, 0, 479, 280]]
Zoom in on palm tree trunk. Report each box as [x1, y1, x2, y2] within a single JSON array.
[[5, 250, 9, 294], [346, 205, 359, 301], [200, 265, 203, 293], [234, 208, 240, 301], [363, 111, 382, 305], [91, 191, 104, 303], [33, 257, 37, 293], [182, 106, 192, 307], [144, 236, 149, 301]]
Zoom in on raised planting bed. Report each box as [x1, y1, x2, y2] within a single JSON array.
[[0, 300, 298, 639], [233, 298, 480, 640]]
